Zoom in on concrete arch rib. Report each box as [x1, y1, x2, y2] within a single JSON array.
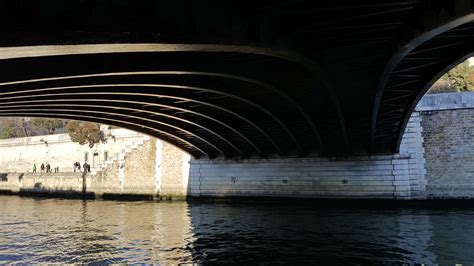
[[0, 106, 223, 157], [0, 81, 298, 155], [0, 111, 208, 158], [370, 13, 474, 153], [0, 97, 262, 157]]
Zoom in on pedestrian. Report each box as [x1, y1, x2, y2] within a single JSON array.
[[46, 163, 51, 173], [74, 161, 81, 172], [32, 164, 37, 173], [40, 163, 45, 173]]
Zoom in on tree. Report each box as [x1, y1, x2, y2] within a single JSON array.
[[439, 60, 473, 92], [66, 120, 103, 148], [428, 79, 451, 94], [0, 119, 17, 139], [0, 117, 31, 138], [31, 118, 63, 134], [428, 59, 474, 94]]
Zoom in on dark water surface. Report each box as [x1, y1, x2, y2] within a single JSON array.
[[0, 196, 473, 264]]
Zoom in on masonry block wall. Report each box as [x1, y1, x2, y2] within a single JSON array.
[[91, 139, 189, 197], [0, 138, 189, 197], [188, 114, 426, 199], [91, 160, 121, 195], [159, 142, 191, 198], [421, 108, 474, 198], [188, 92, 474, 200], [122, 139, 157, 195], [399, 112, 427, 198], [0, 128, 146, 173]]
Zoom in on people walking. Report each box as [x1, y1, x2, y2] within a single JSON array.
[[73, 162, 81, 172], [40, 163, 45, 173], [46, 163, 51, 173], [83, 162, 91, 173], [32, 164, 37, 173]]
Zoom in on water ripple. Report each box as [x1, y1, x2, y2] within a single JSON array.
[[0, 196, 474, 263]]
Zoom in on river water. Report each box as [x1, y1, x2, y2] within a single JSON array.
[[0, 196, 473, 264]]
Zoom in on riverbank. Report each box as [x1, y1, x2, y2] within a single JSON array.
[[0, 172, 182, 201]]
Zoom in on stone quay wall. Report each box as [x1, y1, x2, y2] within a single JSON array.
[[418, 93, 474, 198], [0, 127, 144, 173], [0, 129, 190, 199]]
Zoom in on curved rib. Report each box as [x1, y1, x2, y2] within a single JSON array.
[[0, 97, 263, 156], [0, 111, 209, 158], [370, 13, 474, 152], [0, 106, 223, 157], [394, 52, 474, 150], [0, 44, 326, 149], [0, 71, 317, 152], [0, 90, 281, 155], [0, 81, 299, 154]]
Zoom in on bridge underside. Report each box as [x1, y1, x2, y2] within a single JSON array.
[[0, 1, 472, 158]]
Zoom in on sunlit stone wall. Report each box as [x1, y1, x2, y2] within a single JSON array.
[[418, 92, 474, 198], [0, 128, 144, 173], [0, 128, 191, 198]]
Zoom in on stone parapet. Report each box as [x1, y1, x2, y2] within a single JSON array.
[[416, 92, 474, 111]]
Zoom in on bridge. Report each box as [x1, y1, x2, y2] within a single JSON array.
[[0, 1, 472, 159]]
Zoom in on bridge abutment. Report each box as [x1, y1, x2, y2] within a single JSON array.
[[188, 113, 426, 199], [188, 92, 474, 200]]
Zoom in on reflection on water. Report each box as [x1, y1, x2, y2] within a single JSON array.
[[0, 196, 474, 264]]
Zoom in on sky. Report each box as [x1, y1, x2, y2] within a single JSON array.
[[469, 57, 474, 66]]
